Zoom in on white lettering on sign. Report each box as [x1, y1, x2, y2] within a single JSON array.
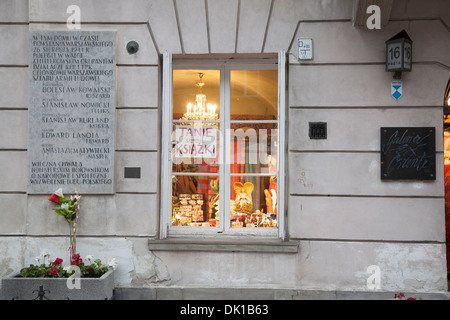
[[175, 126, 217, 158]]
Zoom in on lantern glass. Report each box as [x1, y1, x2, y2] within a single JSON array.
[[385, 30, 413, 72]]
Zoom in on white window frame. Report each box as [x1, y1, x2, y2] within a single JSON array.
[[160, 51, 286, 239]]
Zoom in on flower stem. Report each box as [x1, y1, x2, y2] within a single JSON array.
[[68, 221, 73, 263]]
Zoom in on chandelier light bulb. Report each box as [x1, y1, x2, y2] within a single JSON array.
[[181, 73, 218, 124]]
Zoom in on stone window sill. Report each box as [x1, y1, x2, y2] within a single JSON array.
[[148, 238, 299, 253]]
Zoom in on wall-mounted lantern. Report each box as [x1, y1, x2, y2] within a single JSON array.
[[385, 30, 412, 79]]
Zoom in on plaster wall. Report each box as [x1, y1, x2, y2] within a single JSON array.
[[0, 0, 449, 294]]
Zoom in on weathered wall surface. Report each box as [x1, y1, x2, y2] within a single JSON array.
[[0, 0, 449, 295], [287, 0, 449, 292]]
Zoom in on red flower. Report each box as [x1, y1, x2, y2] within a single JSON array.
[[52, 258, 63, 266], [48, 193, 59, 203], [71, 253, 83, 266], [395, 292, 405, 299], [50, 268, 59, 275]]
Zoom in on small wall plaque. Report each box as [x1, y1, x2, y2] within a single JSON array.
[[380, 127, 435, 180], [124, 167, 141, 179], [298, 38, 313, 60]]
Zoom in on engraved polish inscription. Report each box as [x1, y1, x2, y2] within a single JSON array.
[[28, 31, 116, 194]]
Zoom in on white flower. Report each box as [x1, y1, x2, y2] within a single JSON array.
[[70, 194, 81, 202], [54, 188, 64, 197], [35, 252, 50, 265], [85, 255, 94, 263], [61, 203, 69, 211], [108, 258, 118, 270]]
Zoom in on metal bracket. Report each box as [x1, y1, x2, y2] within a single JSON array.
[[33, 285, 50, 300]]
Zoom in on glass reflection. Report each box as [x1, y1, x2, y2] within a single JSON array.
[[230, 70, 278, 120], [229, 124, 278, 174]]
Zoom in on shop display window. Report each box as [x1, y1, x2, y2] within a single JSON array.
[[162, 54, 286, 237]]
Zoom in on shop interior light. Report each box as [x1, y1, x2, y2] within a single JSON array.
[[180, 73, 218, 122]]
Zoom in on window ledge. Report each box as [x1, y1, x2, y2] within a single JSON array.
[[148, 238, 299, 254]]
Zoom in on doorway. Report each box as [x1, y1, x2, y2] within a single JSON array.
[[443, 78, 450, 290]]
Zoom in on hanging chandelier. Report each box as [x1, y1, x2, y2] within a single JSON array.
[[180, 73, 218, 122]]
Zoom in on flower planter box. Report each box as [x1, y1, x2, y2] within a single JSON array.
[[0, 270, 114, 300]]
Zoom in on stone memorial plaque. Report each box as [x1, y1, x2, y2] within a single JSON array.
[[28, 30, 116, 194]]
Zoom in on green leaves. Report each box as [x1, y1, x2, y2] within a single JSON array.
[[18, 254, 114, 278], [53, 207, 72, 224], [19, 264, 64, 278], [51, 193, 78, 224]]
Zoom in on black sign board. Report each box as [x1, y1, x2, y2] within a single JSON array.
[[124, 167, 141, 179], [380, 127, 435, 180]]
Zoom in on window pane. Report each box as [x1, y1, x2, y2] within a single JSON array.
[[172, 123, 220, 173], [230, 175, 278, 228], [229, 124, 278, 174], [169, 62, 282, 236], [172, 175, 219, 227], [173, 69, 220, 121], [230, 70, 278, 121]]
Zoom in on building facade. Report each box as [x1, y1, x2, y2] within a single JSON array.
[[0, 0, 449, 299]]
